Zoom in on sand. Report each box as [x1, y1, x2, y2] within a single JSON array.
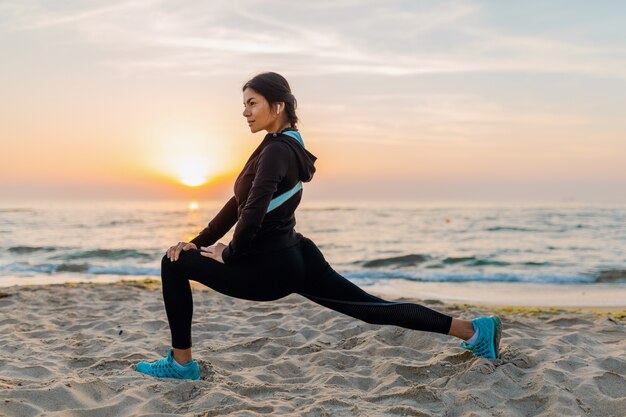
[[0, 279, 625, 417], [362, 279, 626, 309]]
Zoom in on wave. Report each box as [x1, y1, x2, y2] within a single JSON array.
[[359, 254, 554, 269], [0, 260, 608, 285], [485, 226, 543, 232], [593, 269, 626, 283], [310, 228, 341, 234], [87, 265, 160, 276], [8, 246, 57, 254], [361, 254, 430, 268], [442, 256, 512, 267], [49, 249, 153, 261], [442, 256, 477, 264], [1, 262, 57, 274], [97, 219, 145, 227], [344, 270, 597, 285], [0, 261, 159, 277], [57, 263, 90, 272]]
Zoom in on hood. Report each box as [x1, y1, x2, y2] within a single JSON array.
[[270, 130, 318, 183]]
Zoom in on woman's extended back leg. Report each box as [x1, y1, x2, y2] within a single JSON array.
[[296, 237, 453, 335]]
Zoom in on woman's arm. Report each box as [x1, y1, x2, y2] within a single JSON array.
[[189, 195, 238, 248], [221, 142, 291, 265]]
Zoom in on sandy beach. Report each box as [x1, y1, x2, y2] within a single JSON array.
[[1, 279, 625, 417]]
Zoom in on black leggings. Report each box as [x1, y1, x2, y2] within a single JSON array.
[[160, 236, 453, 349]]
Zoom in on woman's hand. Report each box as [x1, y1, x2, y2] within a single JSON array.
[[167, 241, 198, 262], [200, 242, 227, 264]]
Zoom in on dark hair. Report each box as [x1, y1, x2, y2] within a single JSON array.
[[242, 72, 299, 130]]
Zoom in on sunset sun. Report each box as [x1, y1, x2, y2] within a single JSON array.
[[176, 156, 210, 187], [150, 128, 234, 189]]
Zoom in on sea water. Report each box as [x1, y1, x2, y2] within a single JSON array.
[[1, 199, 625, 287]]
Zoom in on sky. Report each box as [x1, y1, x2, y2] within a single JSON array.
[[1, 0, 625, 203]]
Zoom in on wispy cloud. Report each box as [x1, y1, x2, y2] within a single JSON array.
[[302, 89, 598, 149], [2, 0, 625, 79], [1, 0, 161, 30]]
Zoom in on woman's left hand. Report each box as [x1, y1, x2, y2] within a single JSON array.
[[200, 242, 227, 264]]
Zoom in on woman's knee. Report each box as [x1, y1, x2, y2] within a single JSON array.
[[161, 250, 201, 280], [161, 250, 192, 266], [161, 253, 183, 279], [161, 253, 174, 269]]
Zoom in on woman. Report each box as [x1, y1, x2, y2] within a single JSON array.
[[135, 72, 502, 380]]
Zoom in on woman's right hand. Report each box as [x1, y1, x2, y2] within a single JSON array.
[[167, 241, 198, 262]]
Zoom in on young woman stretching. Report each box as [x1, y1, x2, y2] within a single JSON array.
[[135, 72, 502, 380]]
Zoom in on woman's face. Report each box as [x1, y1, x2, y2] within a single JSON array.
[[242, 87, 281, 134]]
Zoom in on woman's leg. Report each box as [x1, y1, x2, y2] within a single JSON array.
[[160, 249, 293, 355], [295, 237, 455, 336]]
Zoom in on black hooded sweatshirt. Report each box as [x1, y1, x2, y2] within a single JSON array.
[[190, 129, 318, 265]]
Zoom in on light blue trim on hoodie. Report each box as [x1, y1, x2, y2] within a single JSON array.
[[281, 130, 304, 147], [266, 130, 305, 213]]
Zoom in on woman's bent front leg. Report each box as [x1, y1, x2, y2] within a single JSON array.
[[160, 249, 294, 352], [161, 253, 195, 350]]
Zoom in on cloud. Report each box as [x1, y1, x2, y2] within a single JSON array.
[[2, 0, 625, 79], [0, 0, 161, 30]]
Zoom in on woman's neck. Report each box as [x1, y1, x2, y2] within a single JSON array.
[[268, 123, 292, 134]]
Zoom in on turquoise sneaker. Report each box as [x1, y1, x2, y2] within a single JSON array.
[[135, 348, 200, 380], [459, 316, 502, 360]]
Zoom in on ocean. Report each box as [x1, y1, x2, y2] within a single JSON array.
[[1, 199, 625, 288]]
